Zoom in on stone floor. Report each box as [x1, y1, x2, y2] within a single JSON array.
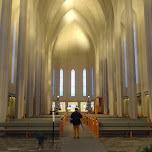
[[0, 117, 152, 152], [61, 121, 104, 152], [0, 135, 152, 152], [0, 136, 61, 152], [99, 137, 152, 152]]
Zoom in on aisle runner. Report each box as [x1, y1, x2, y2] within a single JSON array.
[[61, 119, 104, 152]]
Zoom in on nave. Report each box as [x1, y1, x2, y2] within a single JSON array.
[[1, 0, 152, 151]]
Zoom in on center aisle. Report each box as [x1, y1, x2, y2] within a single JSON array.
[[61, 118, 104, 152]]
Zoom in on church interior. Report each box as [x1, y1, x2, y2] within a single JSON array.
[[1, 0, 152, 151]]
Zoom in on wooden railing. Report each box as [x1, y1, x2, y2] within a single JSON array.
[[81, 113, 99, 137], [60, 112, 67, 137]]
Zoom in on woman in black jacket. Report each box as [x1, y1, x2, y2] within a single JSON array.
[[71, 108, 82, 139]]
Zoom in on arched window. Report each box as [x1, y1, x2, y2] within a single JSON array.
[[92, 68, 94, 96], [53, 68, 55, 96], [124, 37, 128, 88], [60, 69, 63, 96], [11, 23, 16, 83], [133, 23, 138, 84], [71, 69, 75, 96], [83, 69, 86, 96]]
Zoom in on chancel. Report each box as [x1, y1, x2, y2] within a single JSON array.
[[0, 0, 152, 151]]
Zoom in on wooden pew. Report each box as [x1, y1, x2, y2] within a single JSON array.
[[0, 122, 60, 138], [99, 122, 152, 137]]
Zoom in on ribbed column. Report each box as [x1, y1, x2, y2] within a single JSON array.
[[115, 16, 123, 117], [0, 0, 12, 122], [15, 0, 28, 119], [107, 27, 115, 115], [144, 0, 152, 120], [26, 2, 36, 117], [95, 50, 100, 99], [40, 44, 45, 114], [125, 0, 137, 119], [102, 31, 108, 115], [44, 53, 49, 114], [47, 45, 52, 114], [35, 36, 41, 116]]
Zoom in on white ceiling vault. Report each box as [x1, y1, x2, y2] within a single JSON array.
[[11, 0, 117, 56], [36, 0, 112, 55]]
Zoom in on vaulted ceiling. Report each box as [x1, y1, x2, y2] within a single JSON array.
[[11, 0, 115, 55], [36, 0, 114, 53]]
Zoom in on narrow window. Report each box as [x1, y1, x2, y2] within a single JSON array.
[[60, 69, 63, 96], [133, 23, 138, 84], [53, 68, 55, 96], [11, 23, 16, 83], [124, 37, 128, 88], [71, 69, 75, 96], [92, 68, 94, 96], [83, 69, 86, 96]]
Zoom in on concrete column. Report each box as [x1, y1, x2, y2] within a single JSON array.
[[35, 36, 41, 116], [40, 40, 49, 114], [137, 4, 148, 117], [102, 31, 108, 115], [26, 2, 36, 117], [95, 50, 100, 98], [44, 53, 49, 114], [125, 0, 137, 119], [0, 0, 12, 122], [103, 58, 108, 115], [114, 17, 123, 117], [144, 0, 152, 119], [15, 0, 28, 119], [40, 43, 45, 114], [107, 27, 115, 115], [47, 45, 52, 114]]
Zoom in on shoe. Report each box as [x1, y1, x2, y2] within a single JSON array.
[[77, 137, 79, 139]]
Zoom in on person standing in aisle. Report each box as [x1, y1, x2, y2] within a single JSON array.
[[70, 108, 82, 139]]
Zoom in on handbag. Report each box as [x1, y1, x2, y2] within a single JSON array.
[[70, 119, 73, 123]]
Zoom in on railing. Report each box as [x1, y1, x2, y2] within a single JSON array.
[[81, 113, 99, 137], [81, 113, 87, 125], [60, 112, 67, 137]]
